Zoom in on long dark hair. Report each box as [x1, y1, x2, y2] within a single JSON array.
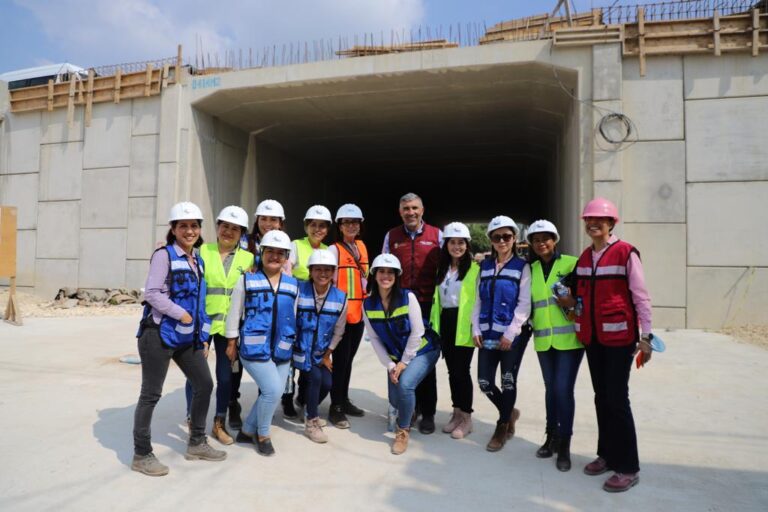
[[436, 239, 473, 284], [247, 216, 284, 254], [166, 220, 204, 248], [366, 268, 404, 316]]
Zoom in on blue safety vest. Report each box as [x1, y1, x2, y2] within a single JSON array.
[[293, 281, 346, 371], [239, 270, 298, 362], [137, 245, 212, 349], [363, 289, 438, 362], [478, 256, 527, 349]]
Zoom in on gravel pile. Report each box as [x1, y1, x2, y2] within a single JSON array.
[[719, 325, 768, 350], [0, 288, 142, 319]]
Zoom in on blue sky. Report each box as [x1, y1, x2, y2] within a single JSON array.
[[0, 0, 641, 73]]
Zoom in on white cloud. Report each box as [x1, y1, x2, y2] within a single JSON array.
[[17, 0, 425, 67]]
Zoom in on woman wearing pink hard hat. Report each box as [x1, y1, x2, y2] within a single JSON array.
[[560, 197, 654, 492]]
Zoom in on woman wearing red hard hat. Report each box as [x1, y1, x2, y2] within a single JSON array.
[[564, 197, 654, 492]]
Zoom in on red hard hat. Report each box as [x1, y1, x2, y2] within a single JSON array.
[[581, 197, 619, 222]]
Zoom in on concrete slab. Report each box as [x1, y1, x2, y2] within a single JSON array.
[[687, 266, 768, 329], [81, 168, 130, 229], [78, 229, 127, 288], [126, 197, 156, 260], [39, 142, 83, 201], [131, 96, 161, 136], [592, 44, 622, 101], [0, 173, 38, 229], [155, 162, 178, 226], [623, 56, 684, 141], [685, 97, 768, 182], [129, 135, 159, 197], [593, 150, 622, 181], [623, 223, 686, 308], [622, 141, 685, 223], [35, 201, 79, 259], [688, 182, 768, 267], [0, 318, 766, 511], [41, 107, 84, 144], [34, 258, 78, 299], [15, 229, 36, 288], [83, 101, 132, 169], [159, 86, 181, 164], [125, 259, 149, 290], [684, 53, 768, 99], [651, 306, 686, 329], [4, 112, 41, 174]]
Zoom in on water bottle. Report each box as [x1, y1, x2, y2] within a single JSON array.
[[552, 281, 570, 298], [387, 405, 398, 432], [575, 297, 583, 317]]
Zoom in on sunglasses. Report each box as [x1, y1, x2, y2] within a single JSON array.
[[490, 233, 514, 243]]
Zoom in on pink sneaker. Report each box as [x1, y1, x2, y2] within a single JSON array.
[[583, 457, 609, 476], [603, 472, 639, 493]]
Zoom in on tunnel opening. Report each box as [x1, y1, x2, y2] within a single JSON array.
[[194, 61, 580, 252]]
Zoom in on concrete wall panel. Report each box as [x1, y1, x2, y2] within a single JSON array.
[[83, 102, 132, 169], [623, 223, 686, 307], [623, 56, 684, 141], [688, 182, 768, 266], [4, 113, 41, 174], [592, 44, 622, 101], [686, 97, 768, 182], [155, 162, 178, 226], [593, 150, 622, 181], [652, 307, 686, 329], [129, 135, 158, 197], [127, 197, 155, 259], [132, 96, 161, 136], [126, 259, 149, 290], [35, 259, 78, 299], [39, 142, 83, 201], [41, 108, 84, 144], [623, 141, 685, 223], [16, 229, 36, 287], [36, 201, 79, 259], [78, 229, 127, 288], [159, 86, 181, 163], [687, 266, 768, 328], [0, 173, 38, 229], [684, 53, 768, 99], [81, 168, 129, 229]]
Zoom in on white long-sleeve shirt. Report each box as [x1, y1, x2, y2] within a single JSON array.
[[471, 260, 531, 341], [363, 291, 425, 371]]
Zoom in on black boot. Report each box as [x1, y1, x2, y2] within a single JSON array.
[[228, 400, 242, 431], [556, 436, 572, 472], [536, 430, 557, 458], [282, 393, 298, 419]]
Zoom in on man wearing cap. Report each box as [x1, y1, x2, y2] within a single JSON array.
[[382, 192, 443, 434]]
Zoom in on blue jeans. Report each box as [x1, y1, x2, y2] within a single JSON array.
[[185, 334, 232, 417], [241, 358, 291, 437], [304, 365, 332, 418], [387, 349, 440, 429], [477, 331, 529, 423], [536, 347, 584, 437]]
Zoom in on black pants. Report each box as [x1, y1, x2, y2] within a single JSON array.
[[133, 326, 213, 455], [585, 341, 640, 474], [477, 332, 528, 423], [416, 301, 438, 417], [440, 308, 474, 414], [330, 321, 364, 405]]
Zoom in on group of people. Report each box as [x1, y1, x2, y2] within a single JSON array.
[[131, 192, 654, 494]]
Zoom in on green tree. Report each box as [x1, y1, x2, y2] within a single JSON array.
[[467, 223, 490, 254]]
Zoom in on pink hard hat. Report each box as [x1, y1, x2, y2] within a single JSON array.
[[581, 197, 619, 222]]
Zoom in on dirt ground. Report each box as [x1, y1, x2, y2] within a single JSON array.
[[0, 288, 141, 318]]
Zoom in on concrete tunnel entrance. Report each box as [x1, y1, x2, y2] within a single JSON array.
[[193, 62, 580, 250]]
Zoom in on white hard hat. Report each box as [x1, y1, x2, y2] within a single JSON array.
[[335, 203, 364, 222], [216, 205, 249, 229], [168, 202, 203, 223], [370, 254, 402, 275], [304, 205, 333, 223], [254, 199, 285, 220], [526, 219, 560, 243], [487, 215, 520, 236], [443, 222, 471, 241], [307, 249, 338, 268], [259, 230, 291, 252]]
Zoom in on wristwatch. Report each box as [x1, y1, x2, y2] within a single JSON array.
[[640, 333, 652, 343]]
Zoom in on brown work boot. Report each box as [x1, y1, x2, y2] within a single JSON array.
[[391, 427, 410, 455], [486, 422, 509, 452], [442, 408, 461, 434], [305, 418, 329, 444], [212, 416, 234, 445], [507, 408, 521, 439], [451, 411, 473, 440]]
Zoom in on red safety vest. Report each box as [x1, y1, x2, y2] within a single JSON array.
[[574, 240, 639, 347], [387, 223, 441, 304], [335, 240, 369, 324]]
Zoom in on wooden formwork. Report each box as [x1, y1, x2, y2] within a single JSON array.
[[480, 9, 602, 44]]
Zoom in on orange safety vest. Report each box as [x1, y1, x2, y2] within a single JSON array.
[[335, 240, 369, 324]]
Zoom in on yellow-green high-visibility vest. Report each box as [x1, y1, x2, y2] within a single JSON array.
[[530, 255, 582, 352], [199, 243, 254, 336], [429, 262, 479, 348], [292, 237, 327, 281]]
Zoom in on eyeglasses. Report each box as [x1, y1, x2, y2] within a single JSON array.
[[490, 233, 514, 243]]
